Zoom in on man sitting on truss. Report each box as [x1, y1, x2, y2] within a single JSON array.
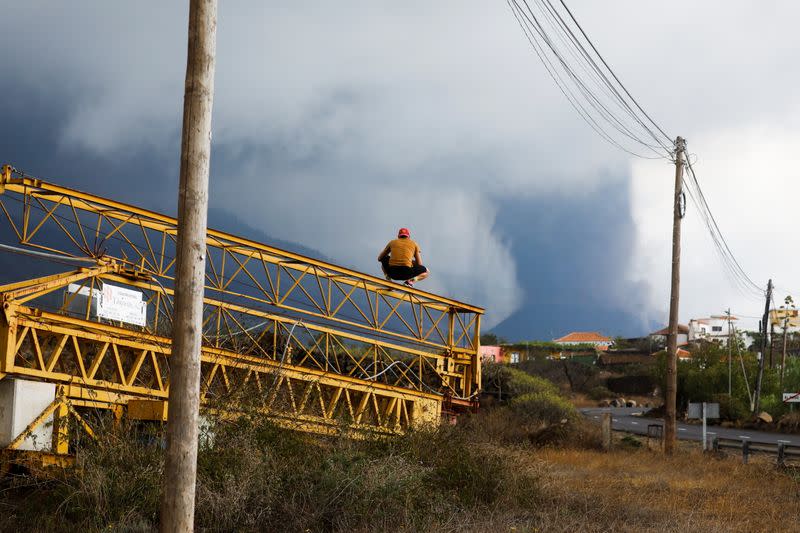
[[377, 227, 429, 287]]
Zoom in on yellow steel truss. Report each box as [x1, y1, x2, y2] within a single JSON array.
[[0, 165, 482, 454], [0, 166, 481, 354]]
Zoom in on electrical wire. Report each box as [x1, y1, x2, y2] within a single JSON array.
[[0, 242, 97, 264], [507, 0, 672, 158], [537, 0, 671, 152], [555, 0, 672, 145], [504, 1, 767, 307], [682, 154, 764, 299]]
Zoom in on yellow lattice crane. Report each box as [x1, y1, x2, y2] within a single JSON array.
[[0, 165, 482, 466]]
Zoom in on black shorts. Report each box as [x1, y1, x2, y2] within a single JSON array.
[[380, 257, 427, 281]]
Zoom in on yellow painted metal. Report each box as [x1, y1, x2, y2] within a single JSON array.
[[1, 450, 75, 477], [6, 397, 61, 451], [128, 399, 168, 421], [1, 265, 117, 304], [1, 280, 451, 442], [411, 396, 442, 429], [53, 401, 69, 455], [0, 165, 484, 455], [0, 305, 15, 374], [5, 393, 96, 454], [0, 170, 482, 352]]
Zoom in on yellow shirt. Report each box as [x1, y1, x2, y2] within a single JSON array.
[[385, 238, 420, 267]]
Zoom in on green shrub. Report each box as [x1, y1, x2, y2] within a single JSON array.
[[588, 385, 614, 400], [712, 393, 749, 421], [620, 435, 643, 448], [509, 391, 578, 426], [483, 363, 559, 401]]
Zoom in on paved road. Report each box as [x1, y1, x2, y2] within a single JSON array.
[[580, 407, 800, 446]]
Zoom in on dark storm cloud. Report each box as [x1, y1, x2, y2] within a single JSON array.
[[491, 178, 653, 339], [13, 2, 789, 336]]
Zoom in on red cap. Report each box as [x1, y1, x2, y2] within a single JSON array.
[[397, 227, 410, 238]]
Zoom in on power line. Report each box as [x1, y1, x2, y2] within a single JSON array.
[[506, 0, 654, 158], [0, 242, 97, 265], [682, 155, 764, 299], [507, 0, 672, 158], [505, 0, 766, 307], [539, 0, 672, 152], [555, 0, 672, 144]]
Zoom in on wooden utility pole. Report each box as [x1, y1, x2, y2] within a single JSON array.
[[781, 318, 789, 390], [780, 296, 794, 391], [726, 308, 732, 396], [664, 136, 685, 454], [160, 1, 217, 531], [753, 279, 772, 414], [769, 322, 775, 368]]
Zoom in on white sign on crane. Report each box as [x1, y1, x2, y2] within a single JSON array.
[[98, 283, 147, 326], [66, 282, 147, 327]]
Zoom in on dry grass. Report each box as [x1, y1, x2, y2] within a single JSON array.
[[1, 393, 798, 531], [529, 445, 800, 532]]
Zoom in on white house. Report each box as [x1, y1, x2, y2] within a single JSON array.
[[553, 331, 613, 351], [649, 324, 689, 346], [687, 315, 738, 344]]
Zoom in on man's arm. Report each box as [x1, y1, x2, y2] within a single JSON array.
[[414, 247, 424, 266], [377, 244, 390, 261]]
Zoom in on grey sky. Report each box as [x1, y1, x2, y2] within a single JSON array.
[[1, 2, 798, 335]]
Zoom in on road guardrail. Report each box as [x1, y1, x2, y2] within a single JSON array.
[[712, 436, 800, 466]]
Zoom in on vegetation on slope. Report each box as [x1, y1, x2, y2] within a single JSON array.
[[1, 365, 798, 532], [0, 369, 582, 532]]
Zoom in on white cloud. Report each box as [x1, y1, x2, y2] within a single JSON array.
[[629, 124, 800, 331]]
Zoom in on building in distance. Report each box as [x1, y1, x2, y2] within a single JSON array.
[[553, 331, 612, 352]]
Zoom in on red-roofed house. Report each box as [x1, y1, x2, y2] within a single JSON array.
[[652, 347, 692, 359], [649, 324, 689, 346], [553, 332, 613, 351]]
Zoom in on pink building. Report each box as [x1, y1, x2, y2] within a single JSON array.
[[479, 345, 503, 363]]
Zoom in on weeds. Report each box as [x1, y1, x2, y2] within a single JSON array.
[[1, 371, 796, 532], [0, 412, 545, 532]]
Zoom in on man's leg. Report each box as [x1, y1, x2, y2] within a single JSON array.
[[414, 266, 429, 282], [405, 265, 429, 286], [380, 257, 392, 280]]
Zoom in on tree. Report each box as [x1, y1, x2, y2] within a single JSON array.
[[480, 333, 506, 345], [480, 333, 498, 345]]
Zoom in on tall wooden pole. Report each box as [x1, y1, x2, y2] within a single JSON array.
[[754, 279, 772, 414], [727, 308, 732, 396], [781, 319, 789, 391], [769, 322, 775, 368], [664, 136, 685, 454], [160, 1, 217, 531]]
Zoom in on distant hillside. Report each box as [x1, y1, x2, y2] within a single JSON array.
[[488, 302, 656, 343]]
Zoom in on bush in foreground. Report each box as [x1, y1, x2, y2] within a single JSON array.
[[0, 415, 547, 532], [0, 372, 597, 531]]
